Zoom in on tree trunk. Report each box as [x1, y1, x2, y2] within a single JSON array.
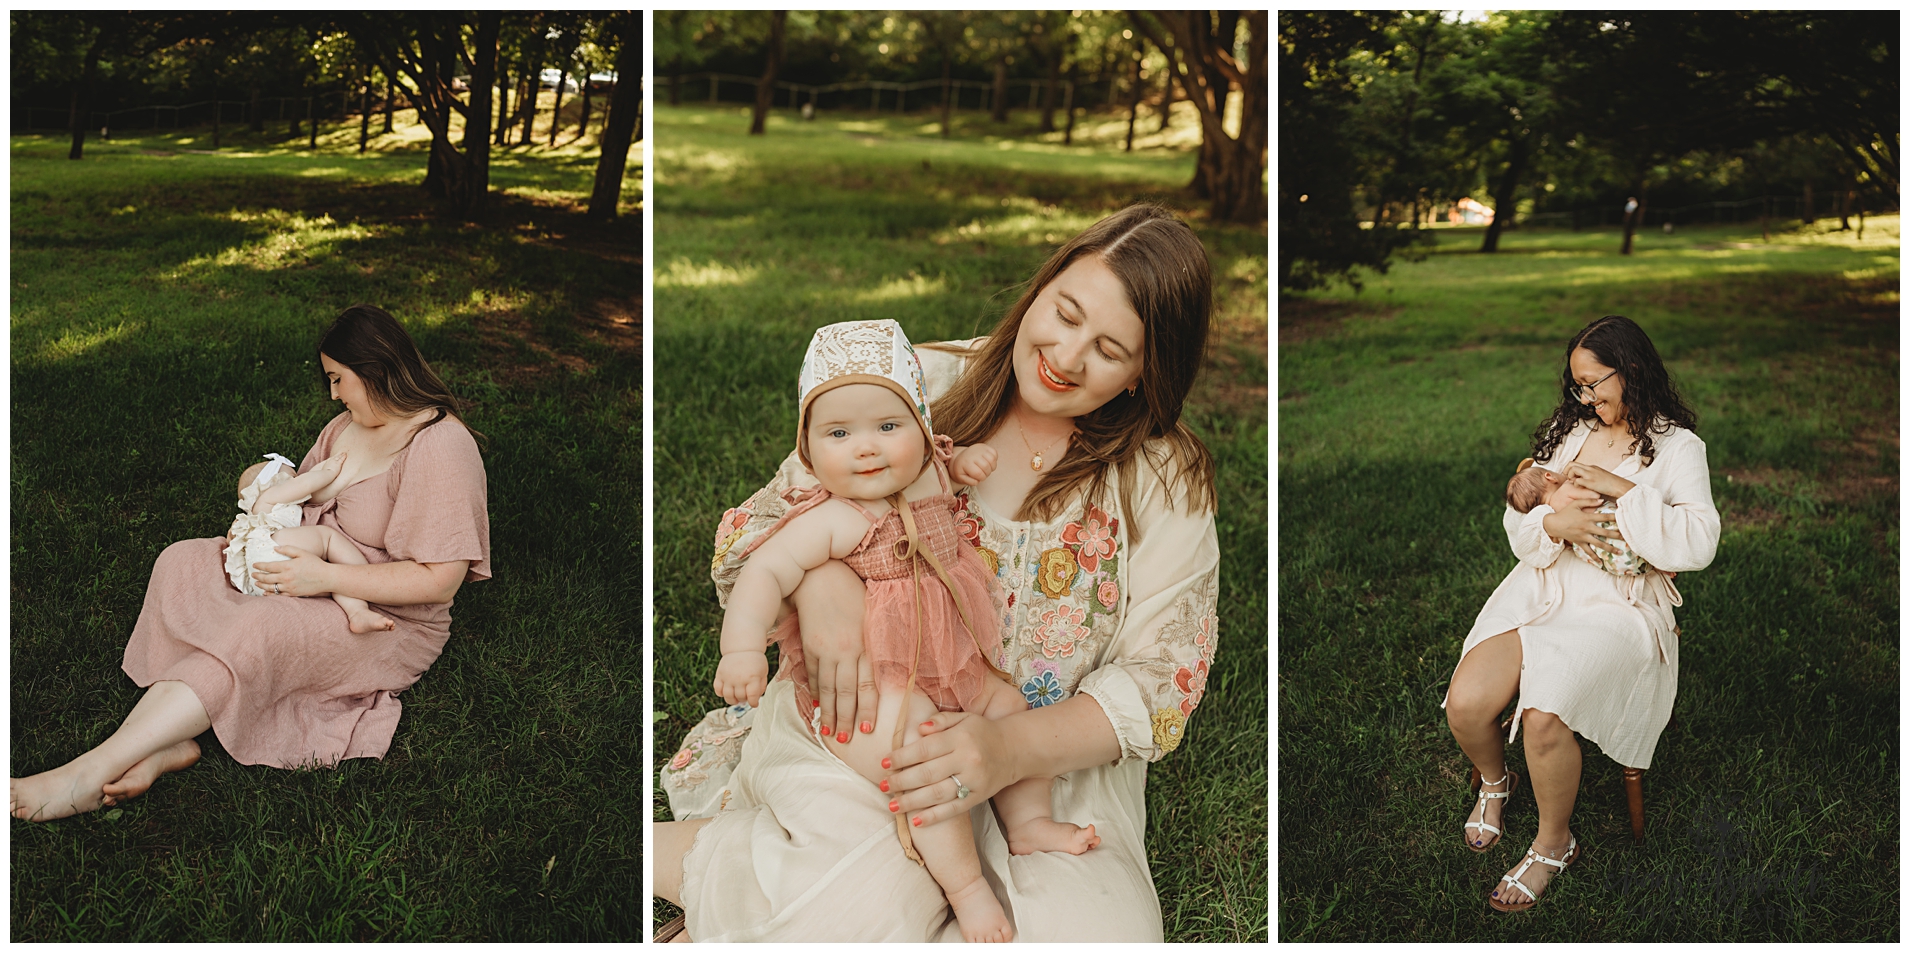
[[1839, 172, 1852, 230], [67, 31, 104, 160], [496, 63, 512, 146], [939, 46, 952, 138], [1124, 52, 1141, 151], [749, 11, 787, 136], [306, 96, 317, 149], [1158, 69, 1173, 132], [588, 16, 642, 220], [549, 65, 567, 147], [1480, 135, 1528, 253], [1061, 77, 1076, 144], [455, 13, 499, 218], [991, 59, 1008, 122], [579, 73, 594, 139], [384, 75, 395, 133], [213, 89, 223, 149], [358, 76, 372, 152], [519, 71, 538, 145], [250, 85, 264, 133], [1620, 180, 1645, 255], [1801, 179, 1814, 224], [1134, 11, 1265, 223]]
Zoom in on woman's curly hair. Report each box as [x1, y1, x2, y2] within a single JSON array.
[[1531, 315, 1697, 466]]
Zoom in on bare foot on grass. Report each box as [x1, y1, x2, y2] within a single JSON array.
[[946, 876, 1014, 942], [100, 738, 201, 807], [1006, 819, 1100, 856], [11, 763, 111, 822], [346, 606, 397, 634]]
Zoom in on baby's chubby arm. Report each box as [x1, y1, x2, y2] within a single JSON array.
[[714, 500, 871, 706], [948, 444, 998, 487], [253, 452, 347, 512]]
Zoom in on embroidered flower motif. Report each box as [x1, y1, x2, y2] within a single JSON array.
[[1034, 605, 1090, 658], [670, 746, 696, 771], [1036, 548, 1078, 599], [1174, 659, 1210, 717], [977, 547, 1002, 578], [1006, 590, 1017, 610], [1031, 658, 1058, 677], [714, 506, 751, 549], [1097, 579, 1120, 609], [1151, 708, 1186, 754], [1061, 505, 1119, 573], [1021, 670, 1064, 708], [1195, 612, 1218, 664], [956, 509, 984, 547]]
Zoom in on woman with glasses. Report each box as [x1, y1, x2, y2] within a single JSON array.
[[1442, 314, 1718, 912]]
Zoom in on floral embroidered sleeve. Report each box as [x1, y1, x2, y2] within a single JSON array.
[[1073, 464, 1221, 765]]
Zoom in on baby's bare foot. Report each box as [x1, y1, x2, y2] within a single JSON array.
[[946, 876, 1014, 942], [1006, 818, 1100, 856], [100, 739, 201, 807], [346, 606, 397, 634], [11, 764, 109, 822]]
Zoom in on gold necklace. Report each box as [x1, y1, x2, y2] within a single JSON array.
[[1015, 411, 1073, 472]]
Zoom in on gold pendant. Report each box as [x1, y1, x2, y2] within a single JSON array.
[[1031, 452, 1043, 472]]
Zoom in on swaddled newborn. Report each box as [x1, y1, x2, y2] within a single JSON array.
[[1505, 459, 1651, 576]]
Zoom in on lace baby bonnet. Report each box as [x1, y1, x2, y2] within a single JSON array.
[[795, 319, 937, 469]]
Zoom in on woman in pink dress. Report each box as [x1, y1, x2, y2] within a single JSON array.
[[11, 305, 491, 821]]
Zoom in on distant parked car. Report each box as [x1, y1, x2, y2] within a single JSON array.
[[538, 69, 580, 93]]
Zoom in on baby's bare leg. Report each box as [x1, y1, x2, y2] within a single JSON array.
[[270, 525, 395, 634], [894, 690, 1013, 943], [976, 676, 1100, 856]]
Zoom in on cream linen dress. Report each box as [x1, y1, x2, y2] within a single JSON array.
[[1445, 420, 1719, 769], [664, 342, 1221, 941]]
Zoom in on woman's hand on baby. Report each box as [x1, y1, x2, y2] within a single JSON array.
[[1540, 491, 1624, 553], [713, 652, 769, 707], [1562, 462, 1635, 499], [949, 445, 999, 487], [252, 545, 334, 597], [885, 711, 1014, 827]]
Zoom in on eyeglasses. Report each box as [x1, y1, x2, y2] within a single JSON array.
[[1573, 368, 1619, 402]]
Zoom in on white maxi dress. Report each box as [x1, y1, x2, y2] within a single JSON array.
[[663, 343, 1222, 941], [1445, 420, 1719, 769]]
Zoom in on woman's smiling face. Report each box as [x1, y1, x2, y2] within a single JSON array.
[[1013, 255, 1145, 420], [1569, 346, 1625, 427]]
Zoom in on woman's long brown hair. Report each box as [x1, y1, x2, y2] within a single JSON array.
[[317, 304, 483, 444], [930, 204, 1215, 534]]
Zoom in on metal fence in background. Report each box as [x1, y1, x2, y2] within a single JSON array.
[[1518, 194, 1895, 230], [660, 71, 1148, 117], [12, 93, 361, 135]]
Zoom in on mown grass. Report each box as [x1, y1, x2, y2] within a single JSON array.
[[649, 103, 1268, 941], [10, 123, 641, 940], [1278, 218, 1898, 940]]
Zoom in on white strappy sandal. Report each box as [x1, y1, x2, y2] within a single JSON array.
[[1463, 769, 1519, 852], [1489, 834, 1583, 912]]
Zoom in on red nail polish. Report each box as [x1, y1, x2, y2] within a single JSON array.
[[921, 721, 934, 730], [889, 800, 899, 813], [837, 731, 850, 744], [860, 721, 873, 734], [879, 779, 890, 792], [813, 699, 821, 707], [821, 726, 832, 736], [912, 817, 922, 827], [881, 757, 892, 769]]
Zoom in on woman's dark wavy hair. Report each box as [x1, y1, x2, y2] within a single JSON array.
[[317, 304, 484, 445], [1531, 314, 1696, 466]]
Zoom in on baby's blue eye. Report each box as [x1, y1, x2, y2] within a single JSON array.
[[880, 422, 898, 432], [829, 429, 847, 439]]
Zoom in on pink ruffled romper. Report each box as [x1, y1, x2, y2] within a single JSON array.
[[759, 462, 1006, 717]]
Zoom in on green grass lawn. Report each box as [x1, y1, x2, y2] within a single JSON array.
[[650, 103, 1268, 941], [10, 124, 640, 940], [1278, 218, 1898, 940]]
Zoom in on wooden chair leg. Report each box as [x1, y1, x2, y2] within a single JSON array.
[[1623, 767, 1646, 844]]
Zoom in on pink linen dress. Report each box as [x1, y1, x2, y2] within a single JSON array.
[[121, 411, 491, 769]]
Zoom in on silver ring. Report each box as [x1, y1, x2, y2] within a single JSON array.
[[272, 583, 280, 594], [951, 776, 970, 799]]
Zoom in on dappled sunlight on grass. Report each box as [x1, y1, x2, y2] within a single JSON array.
[[658, 258, 761, 288], [850, 272, 949, 303], [35, 320, 146, 363], [169, 210, 377, 277]]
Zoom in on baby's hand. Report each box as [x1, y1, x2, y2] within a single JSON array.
[[949, 445, 999, 486], [713, 651, 769, 707], [313, 452, 347, 478]]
